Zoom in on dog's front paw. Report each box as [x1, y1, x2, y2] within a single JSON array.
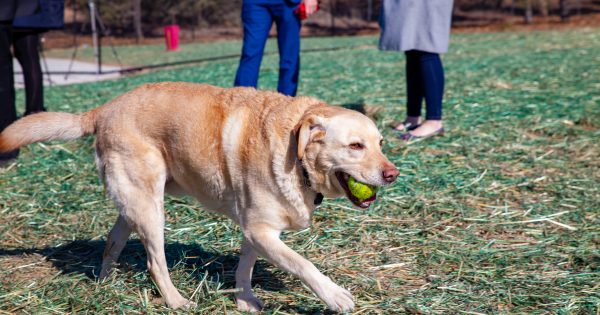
[[236, 293, 264, 313], [314, 280, 355, 312]]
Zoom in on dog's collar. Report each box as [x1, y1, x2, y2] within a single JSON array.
[[300, 163, 324, 206]]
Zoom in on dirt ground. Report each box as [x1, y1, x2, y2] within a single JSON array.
[[41, 13, 600, 50]]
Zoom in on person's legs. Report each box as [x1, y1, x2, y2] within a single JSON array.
[[271, 2, 301, 96], [234, 3, 273, 89], [394, 50, 424, 131], [0, 21, 19, 161], [0, 22, 16, 131], [405, 50, 424, 118], [13, 30, 45, 115], [421, 52, 444, 120], [406, 51, 444, 138]]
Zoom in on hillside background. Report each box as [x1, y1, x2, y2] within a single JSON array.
[[56, 0, 600, 43]]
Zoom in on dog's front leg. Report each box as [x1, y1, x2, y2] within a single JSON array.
[[244, 226, 355, 312], [235, 239, 264, 312]]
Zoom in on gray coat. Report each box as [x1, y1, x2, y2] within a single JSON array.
[[379, 0, 454, 54]]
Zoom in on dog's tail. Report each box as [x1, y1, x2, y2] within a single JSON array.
[[0, 110, 98, 153]]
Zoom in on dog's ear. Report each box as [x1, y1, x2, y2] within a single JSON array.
[[296, 115, 326, 160]]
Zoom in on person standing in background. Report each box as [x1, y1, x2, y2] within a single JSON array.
[[12, 30, 45, 117], [0, 0, 40, 163], [0, 0, 64, 164], [234, 0, 318, 97], [380, 0, 453, 140]]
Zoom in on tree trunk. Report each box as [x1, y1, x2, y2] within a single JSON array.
[[524, 0, 533, 24], [193, 15, 201, 41], [133, 0, 143, 42], [538, 0, 548, 17], [330, 0, 336, 35], [559, 0, 569, 22]]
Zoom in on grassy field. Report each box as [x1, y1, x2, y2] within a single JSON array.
[[44, 36, 372, 68], [2, 28, 599, 314]]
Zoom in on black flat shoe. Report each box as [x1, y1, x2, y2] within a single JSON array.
[[389, 121, 420, 132], [0, 149, 19, 167], [399, 127, 445, 142]]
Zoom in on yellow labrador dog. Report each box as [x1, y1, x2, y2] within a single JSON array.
[[0, 83, 398, 312]]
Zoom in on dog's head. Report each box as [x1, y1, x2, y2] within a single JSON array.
[[296, 106, 399, 208]]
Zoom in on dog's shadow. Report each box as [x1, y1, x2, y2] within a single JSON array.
[[0, 239, 288, 292], [0, 240, 331, 313]]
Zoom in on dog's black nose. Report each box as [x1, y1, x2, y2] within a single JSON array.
[[383, 166, 399, 183]]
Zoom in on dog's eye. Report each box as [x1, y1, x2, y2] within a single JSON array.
[[379, 139, 384, 147], [349, 142, 364, 150]]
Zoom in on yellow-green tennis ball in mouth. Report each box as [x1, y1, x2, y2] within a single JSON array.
[[347, 176, 378, 201]]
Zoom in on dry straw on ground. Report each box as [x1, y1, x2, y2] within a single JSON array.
[[1, 28, 599, 314]]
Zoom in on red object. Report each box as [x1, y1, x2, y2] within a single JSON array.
[[294, 3, 320, 20], [164, 25, 180, 51]]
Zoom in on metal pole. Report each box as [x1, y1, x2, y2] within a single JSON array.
[[89, 0, 100, 74]]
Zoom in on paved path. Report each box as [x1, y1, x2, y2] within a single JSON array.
[[13, 57, 121, 88]]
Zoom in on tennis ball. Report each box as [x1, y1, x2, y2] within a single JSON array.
[[347, 176, 378, 201]]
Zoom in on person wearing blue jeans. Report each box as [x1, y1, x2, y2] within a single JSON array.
[[379, 0, 453, 140], [402, 50, 445, 133], [234, 0, 318, 96]]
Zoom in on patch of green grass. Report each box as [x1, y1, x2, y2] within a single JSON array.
[[2, 28, 599, 314], [44, 35, 375, 67]]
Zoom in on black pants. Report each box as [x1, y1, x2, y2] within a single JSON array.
[[0, 21, 16, 134], [0, 26, 44, 134], [0, 25, 44, 159], [14, 30, 44, 116], [405, 50, 444, 120]]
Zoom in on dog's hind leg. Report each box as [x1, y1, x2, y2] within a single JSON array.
[[97, 150, 133, 279], [99, 214, 132, 279], [133, 199, 193, 309], [235, 239, 263, 312], [102, 147, 193, 309]]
